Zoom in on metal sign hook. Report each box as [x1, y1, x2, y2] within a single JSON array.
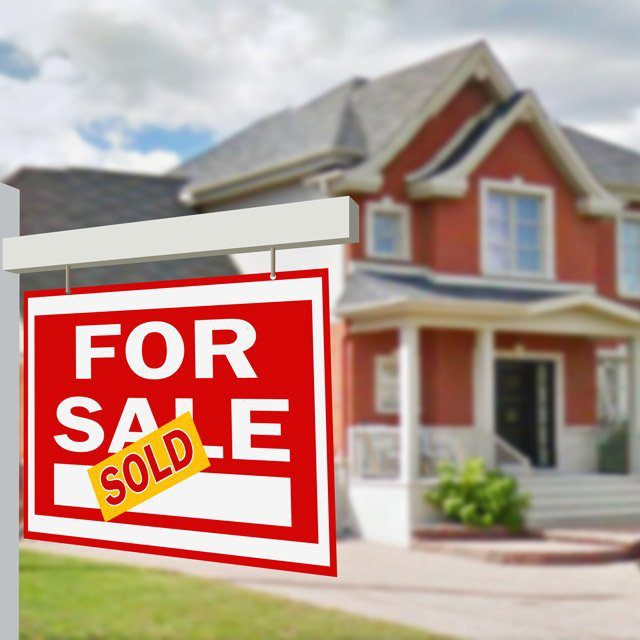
[[65, 265, 71, 294], [270, 247, 276, 280]]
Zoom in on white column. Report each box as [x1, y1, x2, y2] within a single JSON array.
[[629, 337, 640, 475], [0, 183, 19, 639], [399, 324, 420, 484], [475, 328, 496, 468]]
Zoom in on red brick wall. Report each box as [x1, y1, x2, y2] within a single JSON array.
[[347, 330, 399, 426], [348, 80, 493, 264], [421, 330, 475, 425], [347, 329, 474, 428], [345, 329, 597, 430]]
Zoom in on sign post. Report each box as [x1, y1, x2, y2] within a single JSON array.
[[4, 195, 357, 583], [0, 183, 19, 640]]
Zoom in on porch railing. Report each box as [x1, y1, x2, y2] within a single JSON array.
[[348, 426, 460, 480], [494, 434, 532, 475], [348, 426, 533, 479]]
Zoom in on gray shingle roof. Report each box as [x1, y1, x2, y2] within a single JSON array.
[[173, 42, 480, 192], [173, 40, 640, 198], [562, 126, 640, 189], [337, 268, 563, 313], [4, 167, 237, 295]]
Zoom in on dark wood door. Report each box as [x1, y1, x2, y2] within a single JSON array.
[[496, 360, 555, 468]]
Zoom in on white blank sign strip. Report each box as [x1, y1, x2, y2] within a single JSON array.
[[53, 464, 292, 527]]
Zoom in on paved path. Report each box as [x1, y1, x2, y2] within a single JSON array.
[[23, 539, 640, 640]]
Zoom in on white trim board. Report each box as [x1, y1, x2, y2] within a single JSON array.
[[3, 197, 358, 274]]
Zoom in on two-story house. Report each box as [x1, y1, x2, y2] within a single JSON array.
[[173, 41, 640, 544], [9, 41, 640, 546]]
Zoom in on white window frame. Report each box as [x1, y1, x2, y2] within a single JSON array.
[[480, 178, 555, 280], [374, 351, 399, 415], [366, 197, 411, 260], [616, 213, 640, 300]]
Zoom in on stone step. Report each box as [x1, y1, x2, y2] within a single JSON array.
[[413, 538, 635, 565], [531, 494, 640, 508], [529, 505, 640, 527]]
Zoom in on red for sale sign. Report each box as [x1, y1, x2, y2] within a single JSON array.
[[24, 270, 336, 576]]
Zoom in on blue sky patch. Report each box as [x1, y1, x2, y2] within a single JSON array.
[[77, 118, 215, 160], [0, 40, 39, 80]]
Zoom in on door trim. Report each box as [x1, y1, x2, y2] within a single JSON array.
[[495, 350, 564, 470]]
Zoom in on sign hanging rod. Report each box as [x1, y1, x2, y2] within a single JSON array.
[[2, 196, 358, 274]]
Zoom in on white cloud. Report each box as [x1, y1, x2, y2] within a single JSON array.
[[1, 0, 639, 177]]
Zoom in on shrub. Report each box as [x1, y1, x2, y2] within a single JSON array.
[[426, 458, 530, 531]]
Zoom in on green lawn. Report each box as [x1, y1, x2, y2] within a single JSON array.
[[20, 550, 450, 640]]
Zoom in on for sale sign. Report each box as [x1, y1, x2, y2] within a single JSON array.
[[24, 270, 337, 575]]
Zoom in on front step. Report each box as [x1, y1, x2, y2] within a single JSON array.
[[520, 474, 640, 527]]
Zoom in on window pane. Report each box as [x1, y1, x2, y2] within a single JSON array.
[[516, 222, 540, 247], [488, 192, 510, 224], [377, 355, 399, 413], [373, 212, 401, 256], [485, 189, 546, 277], [517, 248, 542, 273], [516, 195, 541, 225], [623, 220, 640, 247], [486, 243, 510, 273], [488, 217, 509, 242], [621, 220, 640, 294]]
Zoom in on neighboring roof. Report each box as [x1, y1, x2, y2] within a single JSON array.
[[336, 268, 562, 312], [174, 41, 500, 200], [4, 167, 237, 295], [562, 126, 640, 191]]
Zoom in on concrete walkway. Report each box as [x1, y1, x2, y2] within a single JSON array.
[[22, 539, 640, 640]]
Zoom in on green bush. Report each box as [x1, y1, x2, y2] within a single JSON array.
[[426, 458, 530, 531], [598, 426, 628, 474]]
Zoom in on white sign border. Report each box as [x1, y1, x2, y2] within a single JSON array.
[[25, 272, 334, 573]]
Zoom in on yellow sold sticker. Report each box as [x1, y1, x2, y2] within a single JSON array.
[[88, 412, 210, 522]]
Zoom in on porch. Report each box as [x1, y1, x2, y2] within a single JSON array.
[[337, 268, 640, 545]]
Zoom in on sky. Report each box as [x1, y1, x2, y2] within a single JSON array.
[[1, 0, 640, 177]]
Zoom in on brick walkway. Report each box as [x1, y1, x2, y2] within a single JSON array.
[[22, 539, 640, 640]]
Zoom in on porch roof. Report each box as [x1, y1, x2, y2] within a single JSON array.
[[336, 268, 640, 337]]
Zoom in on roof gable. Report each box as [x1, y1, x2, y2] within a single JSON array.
[[405, 92, 622, 216]]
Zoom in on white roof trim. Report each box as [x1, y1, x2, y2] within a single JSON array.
[[339, 287, 640, 329], [407, 92, 623, 216], [182, 147, 362, 205]]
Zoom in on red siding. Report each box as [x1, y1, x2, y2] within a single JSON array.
[[421, 330, 474, 426], [348, 80, 493, 264], [348, 329, 474, 427]]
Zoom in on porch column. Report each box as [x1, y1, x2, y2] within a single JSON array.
[[475, 328, 496, 467], [399, 323, 420, 484], [629, 337, 640, 474]]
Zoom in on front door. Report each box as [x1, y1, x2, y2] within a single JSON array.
[[496, 360, 556, 468]]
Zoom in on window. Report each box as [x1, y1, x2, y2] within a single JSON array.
[[619, 218, 640, 296], [366, 199, 410, 259], [375, 352, 399, 414], [482, 184, 552, 278]]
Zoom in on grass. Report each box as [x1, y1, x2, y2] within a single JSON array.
[[20, 550, 451, 640]]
